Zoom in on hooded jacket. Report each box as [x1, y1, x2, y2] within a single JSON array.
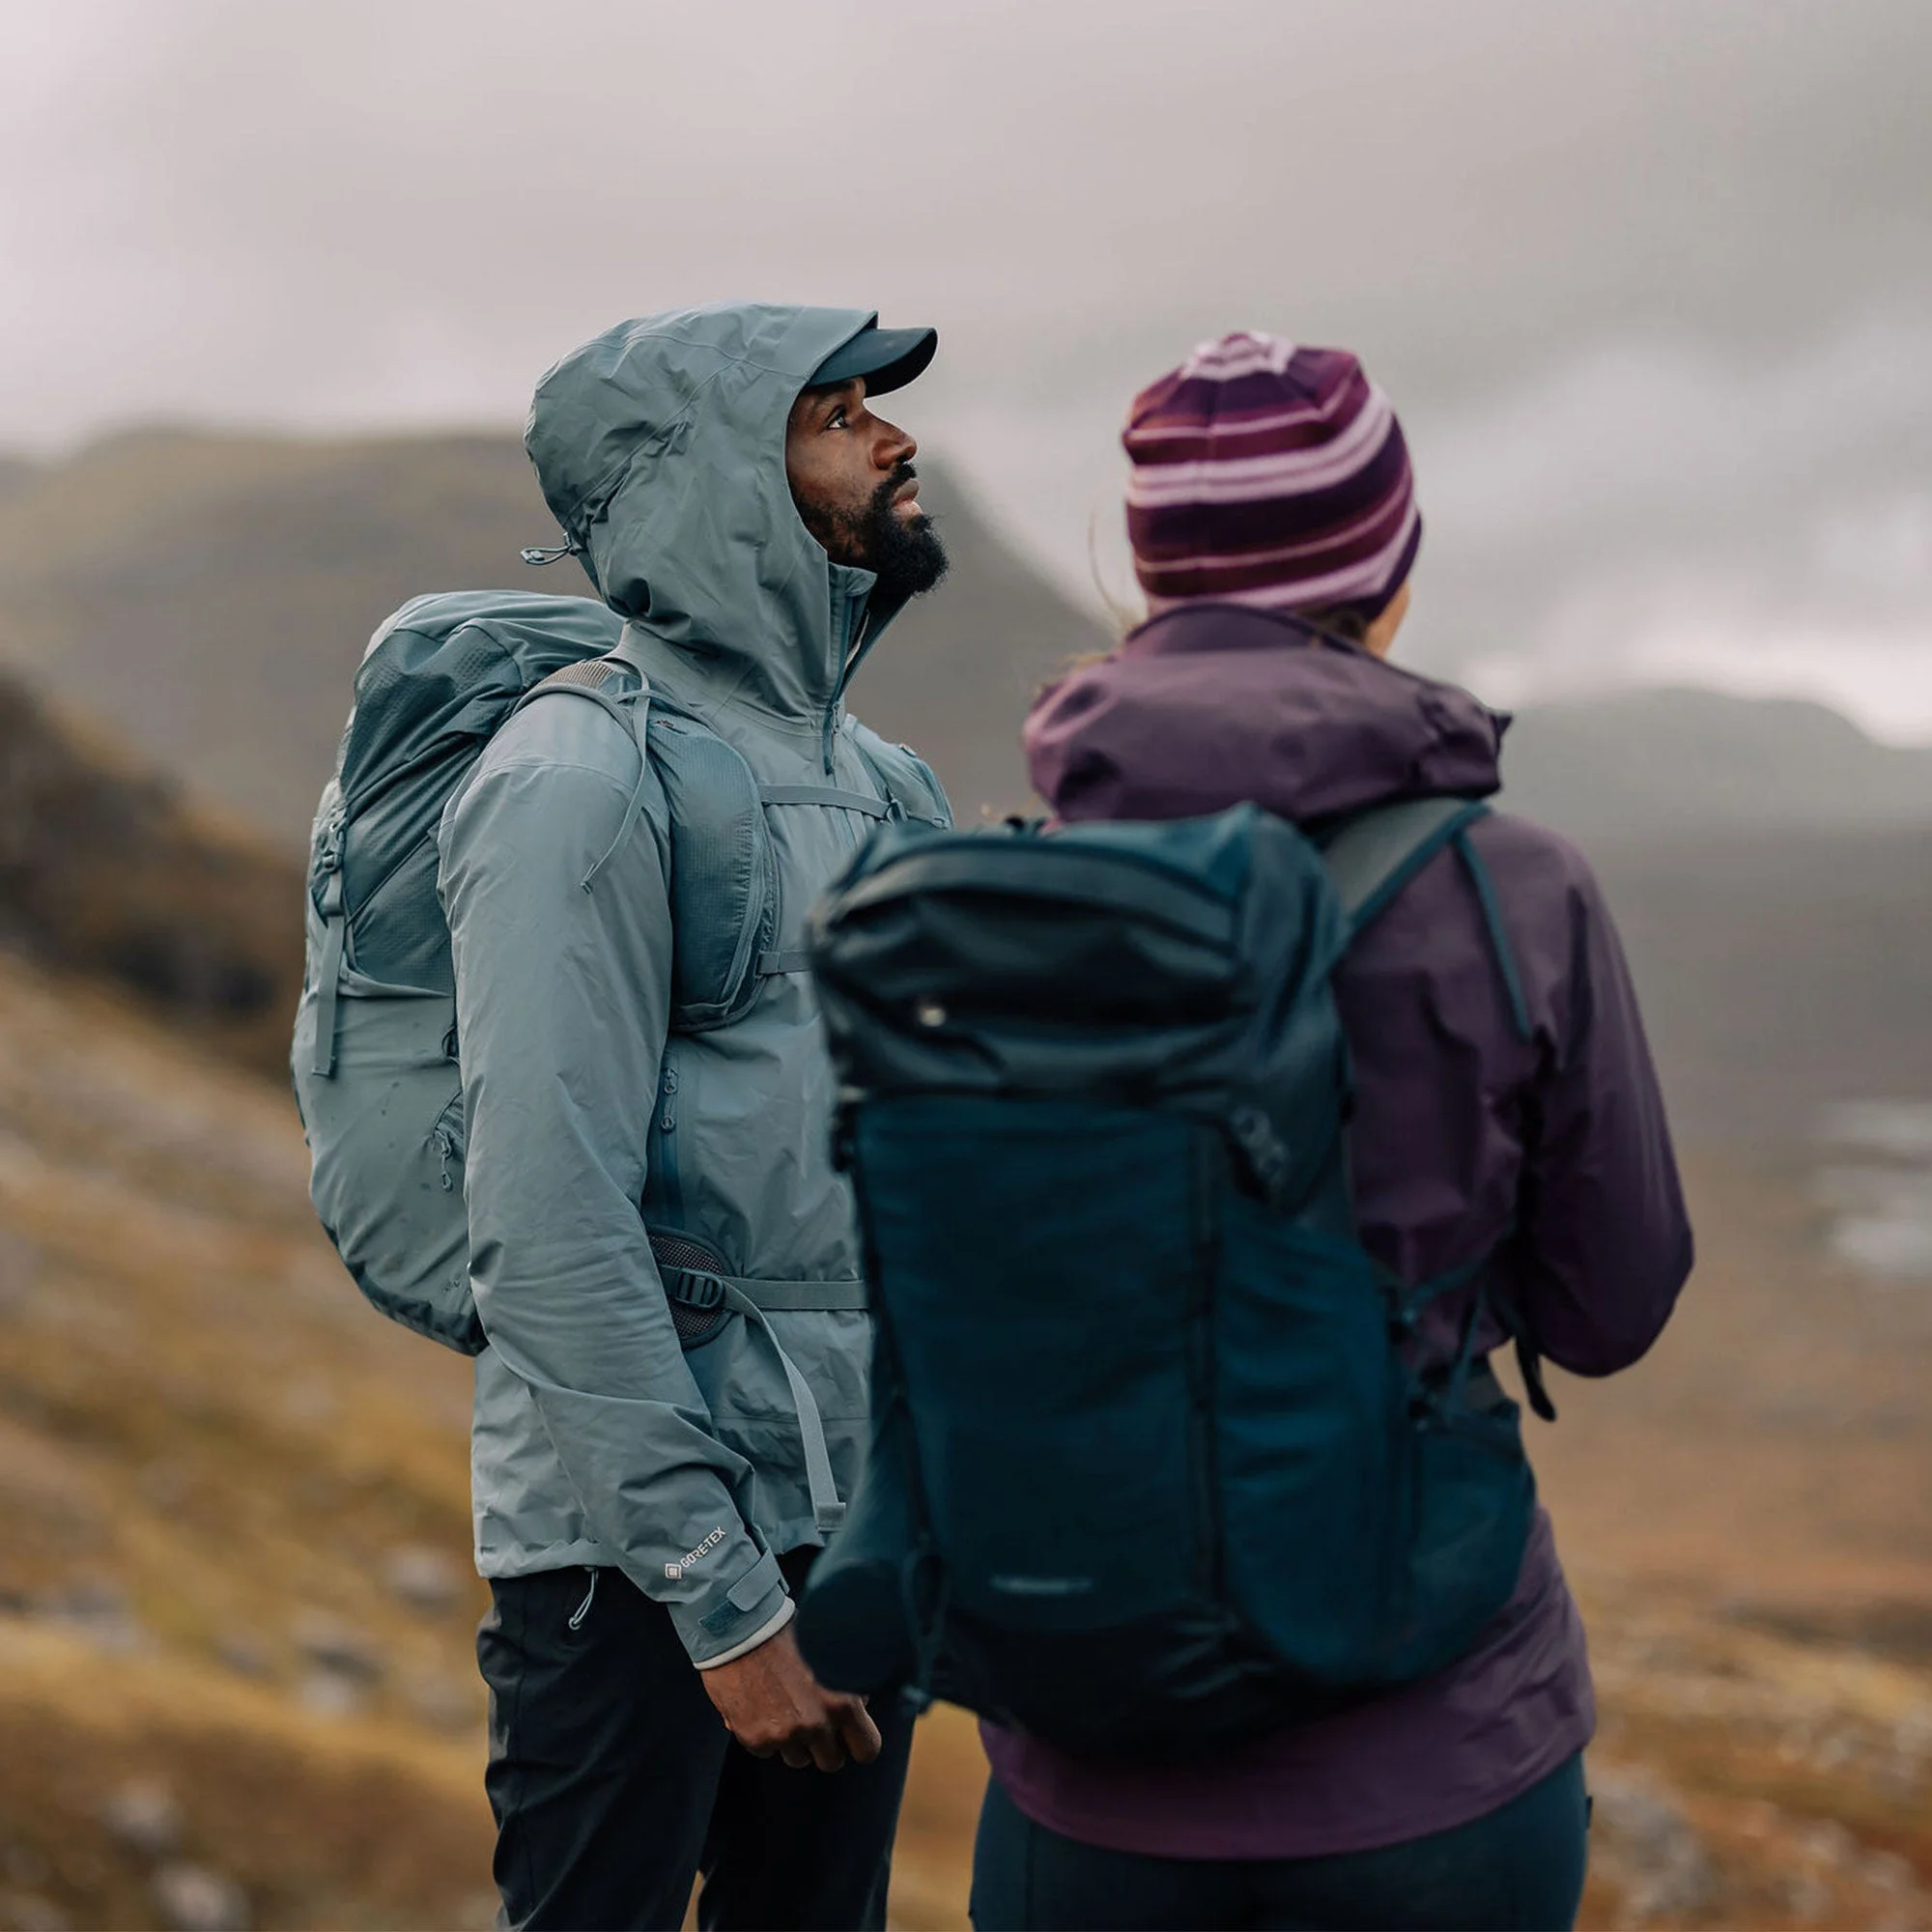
[[437, 304, 948, 1665], [984, 601, 1691, 1859]]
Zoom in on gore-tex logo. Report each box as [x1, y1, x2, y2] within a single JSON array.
[[665, 1527, 725, 1581]]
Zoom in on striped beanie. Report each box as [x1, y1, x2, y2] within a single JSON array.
[[1123, 332, 1420, 621]]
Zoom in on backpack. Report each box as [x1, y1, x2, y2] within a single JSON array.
[[795, 797, 1552, 1754], [290, 589, 945, 1373]]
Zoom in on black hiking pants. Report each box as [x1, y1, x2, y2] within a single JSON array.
[[477, 1556, 916, 1932], [969, 1753, 1589, 1931]]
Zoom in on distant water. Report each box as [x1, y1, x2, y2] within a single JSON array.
[[1815, 1101, 1932, 1280]]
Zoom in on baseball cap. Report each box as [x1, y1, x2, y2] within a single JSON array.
[[805, 323, 938, 396]]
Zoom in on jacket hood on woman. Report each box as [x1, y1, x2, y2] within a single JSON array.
[[1026, 601, 1504, 827]]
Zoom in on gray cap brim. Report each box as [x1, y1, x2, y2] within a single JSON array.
[[805, 325, 938, 396]]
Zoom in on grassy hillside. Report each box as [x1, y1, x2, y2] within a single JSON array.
[[0, 668, 302, 1080], [3, 423, 1931, 1927], [0, 947, 1926, 1928], [0, 430, 1106, 848]]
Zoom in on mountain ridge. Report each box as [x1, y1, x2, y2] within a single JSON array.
[[4, 427, 1931, 854], [0, 427, 1108, 845]]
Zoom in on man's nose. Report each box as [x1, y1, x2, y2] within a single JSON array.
[[875, 417, 916, 469]]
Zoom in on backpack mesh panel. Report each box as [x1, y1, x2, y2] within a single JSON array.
[[653, 723, 771, 1027], [649, 1227, 731, 1349], [348, 834, 452, 990]]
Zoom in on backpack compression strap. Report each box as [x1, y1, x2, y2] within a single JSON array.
[[1317, 796, 1556, 1422]]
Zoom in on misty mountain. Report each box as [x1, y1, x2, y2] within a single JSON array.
[[6, 426, 1931, 852], [2, 424, 1929, 1146], [0, 429, 1103, 848], [1500, 688, 1932, 840]]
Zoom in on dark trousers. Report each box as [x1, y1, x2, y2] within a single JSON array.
[[969, 1752, 1589, 1932], [477, 1558, 916, 1932]]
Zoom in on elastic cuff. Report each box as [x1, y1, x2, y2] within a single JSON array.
[[693, 1596, 794, 1670]]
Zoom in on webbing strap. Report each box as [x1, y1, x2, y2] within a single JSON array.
[[1452, 833, 1534, 1044], [1489, 1287, 1559, 1423], [757, 949, 813, 978], [311, 865, 346, 1078], [1318, 797, 1491, 936], [721, 1286, 846, 1533], [735, 1279, 869, 1312], [660, 1265, 867, 1313], [723, 1548, 782, 1612], [757, 783, 893, 818]]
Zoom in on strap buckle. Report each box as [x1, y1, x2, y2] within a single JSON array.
[[665, 1267, 727, 1314]]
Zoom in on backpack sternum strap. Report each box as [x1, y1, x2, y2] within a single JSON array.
[[751, 782, 908, 976], [757, 783, 894, 818]]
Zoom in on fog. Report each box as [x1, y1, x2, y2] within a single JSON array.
[[5, 0, 1929, 727]]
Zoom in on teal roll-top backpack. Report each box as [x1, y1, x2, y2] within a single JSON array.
[[796, 799, 1552, 1754]]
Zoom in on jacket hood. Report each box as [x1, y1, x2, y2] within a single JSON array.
[[525, 302, 898, 721], [1024, 602, 1507, 825]]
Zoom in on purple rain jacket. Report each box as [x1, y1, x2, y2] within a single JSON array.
[[980, 602, 1693, 1861]]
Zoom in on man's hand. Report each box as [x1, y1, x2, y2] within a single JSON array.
[[700, 1623, 883, 1771]]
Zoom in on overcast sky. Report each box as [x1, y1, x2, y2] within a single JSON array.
[[6, 0, 1930, 733]]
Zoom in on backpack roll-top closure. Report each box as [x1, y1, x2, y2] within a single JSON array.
[[810, 807, 1347, 1208]]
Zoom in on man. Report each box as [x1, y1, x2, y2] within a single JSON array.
[[438, 304, 951, 1930]]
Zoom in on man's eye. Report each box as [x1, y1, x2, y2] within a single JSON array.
[[827, 408, 847, 429]]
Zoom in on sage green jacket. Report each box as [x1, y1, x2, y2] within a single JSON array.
[[438, 303, 948, 1664]]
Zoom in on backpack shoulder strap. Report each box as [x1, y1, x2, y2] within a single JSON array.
[[1316, 796, 1487, 934], [845, 721, 953, 827], [526, 656, 785, 1029], [514, 654, 658, 893], [1318, 794, 1532, 1044], [1321, 796, 1554, 1420]]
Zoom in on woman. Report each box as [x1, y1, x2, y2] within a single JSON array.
[[969, 333, 1694, 1932]]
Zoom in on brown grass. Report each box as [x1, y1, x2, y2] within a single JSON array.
[[0, 940, 1928, 1927]]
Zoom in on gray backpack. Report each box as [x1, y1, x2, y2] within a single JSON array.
[[291, 588, 943, 1365], [293, 591, 623, 1351]]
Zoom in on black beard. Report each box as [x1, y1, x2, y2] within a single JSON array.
[[867, 469, 949, 603], [832, 465, 948, 603]]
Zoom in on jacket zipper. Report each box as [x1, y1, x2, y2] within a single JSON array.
[[823, 591, 873, 775], [655, 1047, 685, 1224]]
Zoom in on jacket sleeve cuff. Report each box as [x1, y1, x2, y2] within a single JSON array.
[[667, 1547, 793, 1666], [691, 1595, 794, 1670]]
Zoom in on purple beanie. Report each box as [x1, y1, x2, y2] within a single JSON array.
[[1123, 332, 1421, 621]]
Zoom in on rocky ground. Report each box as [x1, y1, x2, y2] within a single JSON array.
[[0, 946, 1928, 1928]]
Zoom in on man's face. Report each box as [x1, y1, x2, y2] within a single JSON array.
[[785, 378, 948, 601]]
